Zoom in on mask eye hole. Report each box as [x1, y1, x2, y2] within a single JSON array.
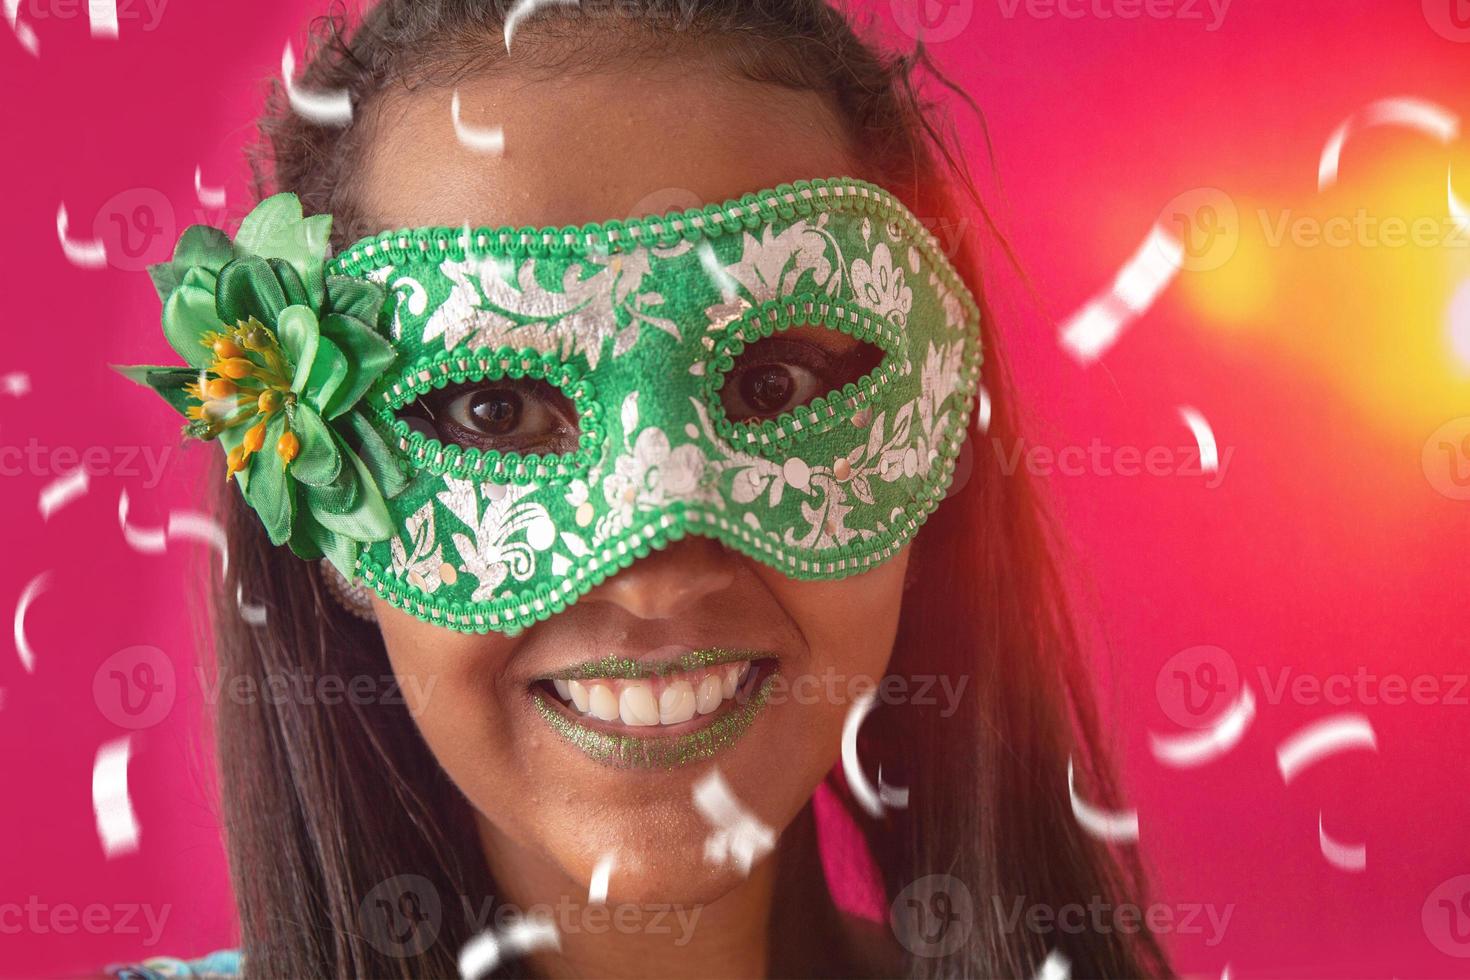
[[399, 378, 580, 457], [718, 325, 885, 424]]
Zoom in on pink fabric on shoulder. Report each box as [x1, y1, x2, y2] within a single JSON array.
[[812, 772, 887, 923]]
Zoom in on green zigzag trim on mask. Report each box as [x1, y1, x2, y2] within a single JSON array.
[[328, 176, 983, 635]]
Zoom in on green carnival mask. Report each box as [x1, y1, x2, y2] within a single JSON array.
[[120, 178, 982, 635]]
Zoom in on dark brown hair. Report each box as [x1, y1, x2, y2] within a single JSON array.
[[212, 1, 1172, 976]]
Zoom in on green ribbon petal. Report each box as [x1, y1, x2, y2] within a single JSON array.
[[286, 519, 325, 562], [268, 258, 310, 309], [307, 443, 392, 541], [240, 414, 294, 545], [289, 509, 358, 578], [303, 335, 349, 413], [307, 442, 363, 515], [340, 409, 410, 499], [112, 365, 200, 417], [277, 305, 321, 390], [215, 256, 289, 329], [323, 276, 387, 324], [234, 194, 330, 307], [285, 403, 343, 487], [148, 225, 233, 303], [161, 267, 222, 368], [318, 313, 397, 419]]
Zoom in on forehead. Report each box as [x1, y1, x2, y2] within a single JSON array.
[[356, 69, 859, 233]]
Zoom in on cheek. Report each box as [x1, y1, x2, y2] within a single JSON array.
[[760, 543, 908, 667], [751, 544, 909, 726], [369, 599, 531, 809]]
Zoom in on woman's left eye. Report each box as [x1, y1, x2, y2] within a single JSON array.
[[399, 378, 580, 456], [719, 327, 884, 423]]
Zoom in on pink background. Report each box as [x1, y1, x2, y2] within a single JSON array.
[[2, 1, 1468, 976]]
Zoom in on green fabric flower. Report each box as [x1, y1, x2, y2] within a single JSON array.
[[115, 193, 408, 576]]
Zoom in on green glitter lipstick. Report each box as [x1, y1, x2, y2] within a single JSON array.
[[539, 646, 766, 681]]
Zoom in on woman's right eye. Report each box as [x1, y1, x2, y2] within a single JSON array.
[[400, 378, 580, 456]]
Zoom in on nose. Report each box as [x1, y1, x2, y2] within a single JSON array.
[[582, 534, 737, 620]]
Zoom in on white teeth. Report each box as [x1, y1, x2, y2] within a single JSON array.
[[550, 660, 760, 728], [619, 683, 661, 727], [589, 683, 620, 722], [696, 674, 723, 715], [568, 679, 589, 713], [659, 680, 697, 725], [721, 665, 739, 699]]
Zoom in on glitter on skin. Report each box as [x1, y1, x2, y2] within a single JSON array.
[[531, 668, 779, 769], [541, 647, 771, 681]]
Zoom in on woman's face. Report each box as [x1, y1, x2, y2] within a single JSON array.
[[361, 66, 911, 906]]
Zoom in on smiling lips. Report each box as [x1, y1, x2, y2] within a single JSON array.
[[529, 648, 781, 768], [550, 661, 754, 728]]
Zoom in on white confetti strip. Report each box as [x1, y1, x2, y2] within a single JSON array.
[[1179, 405, 1220, 474], [1317, 98, 1459, 190], [1036, 950, 1071, 980], [166, 512, 229, 576], [118, 489, 167, 554], [1150, 685, 1255, 768], [194, 165, 226, 209], [56, 203, 108, 268], [281, 41, 352, 126], [976, 383, 991, 433], [588, 853, 614, 904], [458, 915, 560, 980], [450, 89, 505, 155], [697, 240, 739, 301], [503, 0, 580, 53], [1060, 223, 1183, 364], [1067, 757, 1138, 843], [693, 768, 776, 875], [1451, 167, 1469, 235], [1319, 812, 1367, 872], [1, 372, 30, 396], [38, 467, 89, 520], [14, 571, 50, 674], [236, 584, 268, 626], [92, 736, 140, 857], [841, 688, 908, 818], [88, 0, 118, 38], [1277, 713, 1378, 783], [4, 0, 38, 56]]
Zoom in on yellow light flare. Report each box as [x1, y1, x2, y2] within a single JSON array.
[[1178, 146, 1470, 441]]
